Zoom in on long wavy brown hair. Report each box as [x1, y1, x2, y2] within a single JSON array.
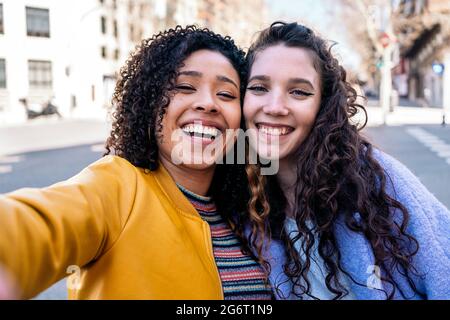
[[238, 22, 425, 299]]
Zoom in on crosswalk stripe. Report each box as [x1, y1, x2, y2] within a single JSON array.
[[90, 144, 105, 153], [406, 127, 450, 166], [0, 155, 24, 164], [0, 165, 12, 174]]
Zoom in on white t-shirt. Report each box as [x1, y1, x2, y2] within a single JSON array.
[[284, 217, 356, 300]]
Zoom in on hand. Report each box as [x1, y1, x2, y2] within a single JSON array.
[[0, 266, 18, 300]]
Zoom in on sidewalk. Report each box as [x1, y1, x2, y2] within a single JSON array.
[[353, 105, 448, 127], [0, 118, 111, 157]]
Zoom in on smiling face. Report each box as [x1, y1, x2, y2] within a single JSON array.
[[157, 49, 241, 171], [244, 44, 322, 163]]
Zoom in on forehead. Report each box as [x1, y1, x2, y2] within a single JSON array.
[[250, 45, 320, 87], [179, 49, 239, 79]]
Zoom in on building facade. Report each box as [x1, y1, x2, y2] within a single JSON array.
[[392, 0, 450, 112], [0, 0, 267, 125], [0, 0, 142, 124]]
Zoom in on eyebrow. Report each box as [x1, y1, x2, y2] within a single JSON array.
[[248, 75, 269, 83], [179, 70, 238, 89], [179, 70, 202, 77], [248, 75, 315, 91], [288, 78, 315, 91], [217, 75, 238, 89]]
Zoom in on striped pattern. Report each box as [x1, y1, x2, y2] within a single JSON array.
[[178, 184, 273, 300]]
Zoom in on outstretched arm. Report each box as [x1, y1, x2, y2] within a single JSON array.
[[0, 155, 136, 299]]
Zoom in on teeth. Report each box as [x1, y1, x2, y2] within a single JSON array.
[[258, 125, 291, 136], [181, 124, 220, 137]]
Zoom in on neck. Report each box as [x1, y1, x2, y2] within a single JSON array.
[[277, 157, 298, 218], [158, 156, 215, 196]]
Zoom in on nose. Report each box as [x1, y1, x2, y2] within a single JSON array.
[[262, 92, 289, 116], [192, 92, 218, 114]]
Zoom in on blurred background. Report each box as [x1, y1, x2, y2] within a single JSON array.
[[0, 0, 449, 299]]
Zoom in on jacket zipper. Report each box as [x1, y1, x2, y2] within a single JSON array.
[[202, 221, 225, 299]]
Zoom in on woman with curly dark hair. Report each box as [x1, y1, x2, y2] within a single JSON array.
[[0, 26, 273, 300], [239, 22, 450, 300]]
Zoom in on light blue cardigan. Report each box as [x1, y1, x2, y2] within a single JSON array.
[[263, 149, 450, 300]]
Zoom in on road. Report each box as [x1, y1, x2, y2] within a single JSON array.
[[0, 124, 449, 299]]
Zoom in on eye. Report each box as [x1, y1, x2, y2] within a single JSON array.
[[246, 85, 268, 93], [175, 84, 195, 92], [290, 89, 314, 97], [218, 91, 237, 100]]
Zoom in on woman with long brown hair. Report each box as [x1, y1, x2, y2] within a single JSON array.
[[239, 21, 450, 300]]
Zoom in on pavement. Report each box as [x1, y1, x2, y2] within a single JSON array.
[[0, 117, 111, 157], [351, 105, 448, 128]]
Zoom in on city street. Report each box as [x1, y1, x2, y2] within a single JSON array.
[[0, 124, 449, 299]]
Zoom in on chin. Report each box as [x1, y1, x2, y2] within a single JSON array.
[[182, 162, 217, 171]]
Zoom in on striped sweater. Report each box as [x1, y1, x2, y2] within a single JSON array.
[[178, 184, 273, 300]]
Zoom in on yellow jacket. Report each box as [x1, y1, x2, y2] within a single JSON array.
[[0, 155, 224, 299]]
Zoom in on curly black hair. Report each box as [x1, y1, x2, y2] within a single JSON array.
[[104, 25, 250, 224], [240, 22, 425, 300]]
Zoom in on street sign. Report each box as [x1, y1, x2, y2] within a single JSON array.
[[432, 62, 444, 75], [380, 32, 391, 48]]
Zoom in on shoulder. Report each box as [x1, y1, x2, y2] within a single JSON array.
[[87, 154, 137, 170], [370, 148, 449, 214], [61, 155, 142, 190], [83, 154, 139, 175], [371, 149, 418, 185], [370, 148, 434, 202], [371, 148, 450, 253]]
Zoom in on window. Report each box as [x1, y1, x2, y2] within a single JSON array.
[[114, 49, 120, 60], [129, 24, 134, 40], [0, 4, 4, 34], [101, 16, 106, 34], [101, 46, 107, 58], [113, 20, 118, 38], [0, 59, 6, 88], [26, 7, 50, 37], [91, 85, 96, 101], [28, 60, 52, 89]]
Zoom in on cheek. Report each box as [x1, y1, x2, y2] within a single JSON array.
[[157, 103, 180, 147], [225, 104, 242, 129], [243, 95, 259, 123], [294, 100, 320, 128], [161, 99, 183, 129]]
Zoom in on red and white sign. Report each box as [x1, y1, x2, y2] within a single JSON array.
[[380, 32, 397, 49]]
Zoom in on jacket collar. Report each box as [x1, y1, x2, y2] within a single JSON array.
[[150, 161, 205, 220]]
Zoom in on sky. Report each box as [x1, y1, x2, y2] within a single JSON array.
[[266, 0, 362, 72]]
